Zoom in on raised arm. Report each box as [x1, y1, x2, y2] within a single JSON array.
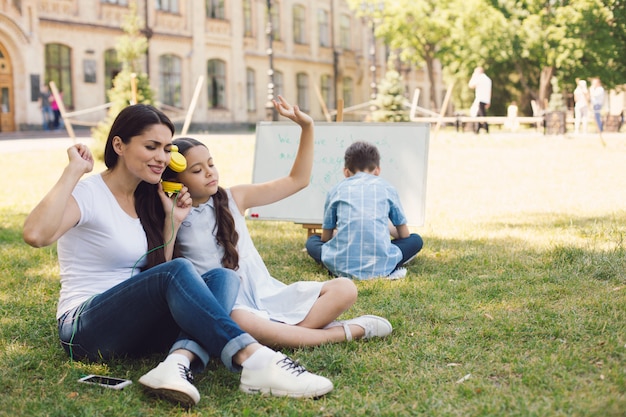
[[232, 95, 314, 213], [23, 144, 94, 247]]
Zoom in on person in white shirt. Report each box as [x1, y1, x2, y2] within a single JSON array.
[[573, 79, 590, 134], [468, 67, 492, 134]]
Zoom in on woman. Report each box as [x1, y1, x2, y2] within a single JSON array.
[[165, 96, 393, 348], [22, 104, 332, 407]]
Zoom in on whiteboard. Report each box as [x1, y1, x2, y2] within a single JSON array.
[[250, 122, 430, 226]]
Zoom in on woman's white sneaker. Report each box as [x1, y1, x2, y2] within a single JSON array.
[[138, 361, 200, 407], [240, 352, 333, 398]]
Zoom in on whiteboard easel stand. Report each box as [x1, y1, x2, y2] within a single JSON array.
[[180, 76, 204, 136], [130, 73, 138, 105], [314, 83, 332, 122], [433, 82, 455, 140], [49, 81, 76, 142]]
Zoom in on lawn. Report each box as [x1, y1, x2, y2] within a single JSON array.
[[1, 130, 625, 416]]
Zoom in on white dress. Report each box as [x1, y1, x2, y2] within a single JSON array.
[[176, 189, 323, 324]]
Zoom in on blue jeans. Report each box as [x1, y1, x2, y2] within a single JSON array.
[[42, 106, 53, 130], [593, 104, 603, 132], [58, 258, 256, 372], [306, 233, 424, 272]]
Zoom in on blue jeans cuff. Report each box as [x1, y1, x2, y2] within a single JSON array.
[[222, 333, 257, 372], [170, 339, 209, 372]]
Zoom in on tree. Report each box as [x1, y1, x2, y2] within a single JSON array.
[[372, 69, 410, 122], [91, 1, 154, 160], [348, 0, 459, 110]]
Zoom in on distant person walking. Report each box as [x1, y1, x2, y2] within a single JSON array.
[[590, 77, 605, 133], [50, 90, 62, 130], [38, 85, 53, 130], [468, 67, 492, 134], [573, 79, 589, 134]]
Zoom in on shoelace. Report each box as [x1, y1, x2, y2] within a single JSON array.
[[178, 363, 194, 383], [276, 356, 307, 376]]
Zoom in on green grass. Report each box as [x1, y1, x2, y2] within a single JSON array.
[[1, 133, 625, 416]]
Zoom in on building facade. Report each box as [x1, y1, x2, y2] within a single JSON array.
[[0, 0, 444, 132]]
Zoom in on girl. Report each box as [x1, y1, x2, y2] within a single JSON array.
[[22, 104, 333, 407], [166, 96, 393, 348]]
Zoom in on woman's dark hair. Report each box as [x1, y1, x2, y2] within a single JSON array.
[[344, 140, 380, 173], [168, 137, 240, 270], [104, 104, 175, 270]]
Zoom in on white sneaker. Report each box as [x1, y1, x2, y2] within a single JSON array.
[[139, 361, 200, 407], [240, 352, 333, 398], [386, 267, 407, 280], [341, 315, 393, 341]]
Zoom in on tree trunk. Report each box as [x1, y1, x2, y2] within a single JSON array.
[[424, 54, 440, 110], [538, 66, 555, 109]]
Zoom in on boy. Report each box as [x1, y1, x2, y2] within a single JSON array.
[[306, 141, 423, 280]]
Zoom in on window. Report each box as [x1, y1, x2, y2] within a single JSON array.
[[104, 49, 121, 98], [340, 14, 351, 50], [243, 0, 253, 37], [101, 0, 128, 4], [207, 59, 226, 108], [206, 0, 225, 19], [270, 1, 281, 41], [296, 72, 309, 112], [156, 0, 178, 13], [159, 54, 182, 107], [246, 68, 256, 112], [343, 76, 353, 108], [320, 74, 333, 110], [274, 70, 284, 98], [293, 4, 306, 44], [318, 9, 330, 47], [45, 43, 73, 109]]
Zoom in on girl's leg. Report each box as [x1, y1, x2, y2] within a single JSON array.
[[231, 311, 347, 347], [297, 278, 357, 328], [229, 277, 358, 348]]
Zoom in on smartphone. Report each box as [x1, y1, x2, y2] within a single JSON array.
[[78, 374, 132, 390]]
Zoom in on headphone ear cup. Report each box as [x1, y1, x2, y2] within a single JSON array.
[[169, 151, 187, 172]]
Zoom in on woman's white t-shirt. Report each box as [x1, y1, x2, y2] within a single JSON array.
[[56, 174, 147, 318]]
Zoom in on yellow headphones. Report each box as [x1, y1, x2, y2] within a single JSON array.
[[161, 145, 187, 195]]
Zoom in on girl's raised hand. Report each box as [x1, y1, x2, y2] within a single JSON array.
[[272, 95, 313, 127]]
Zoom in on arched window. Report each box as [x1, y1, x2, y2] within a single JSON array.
[[156, 0, 179, 13], [207, 59, 227, 108], [269, 1, 281, 40], [343, 76, 354, 108], [159, 54, 182, 107], [274, 70, 284, 98], [104, 49, 121, 99], [318, 9, 330, 47], [243, 0, 253, 37], [45, 43, 73, 109], [206, 0, 225, 19], [246, 67, 256, 112], [320, 74, 333, 111], [293, 4, 306, 44], [296, 72, 309, 112], [340, 14, 352, 50]]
